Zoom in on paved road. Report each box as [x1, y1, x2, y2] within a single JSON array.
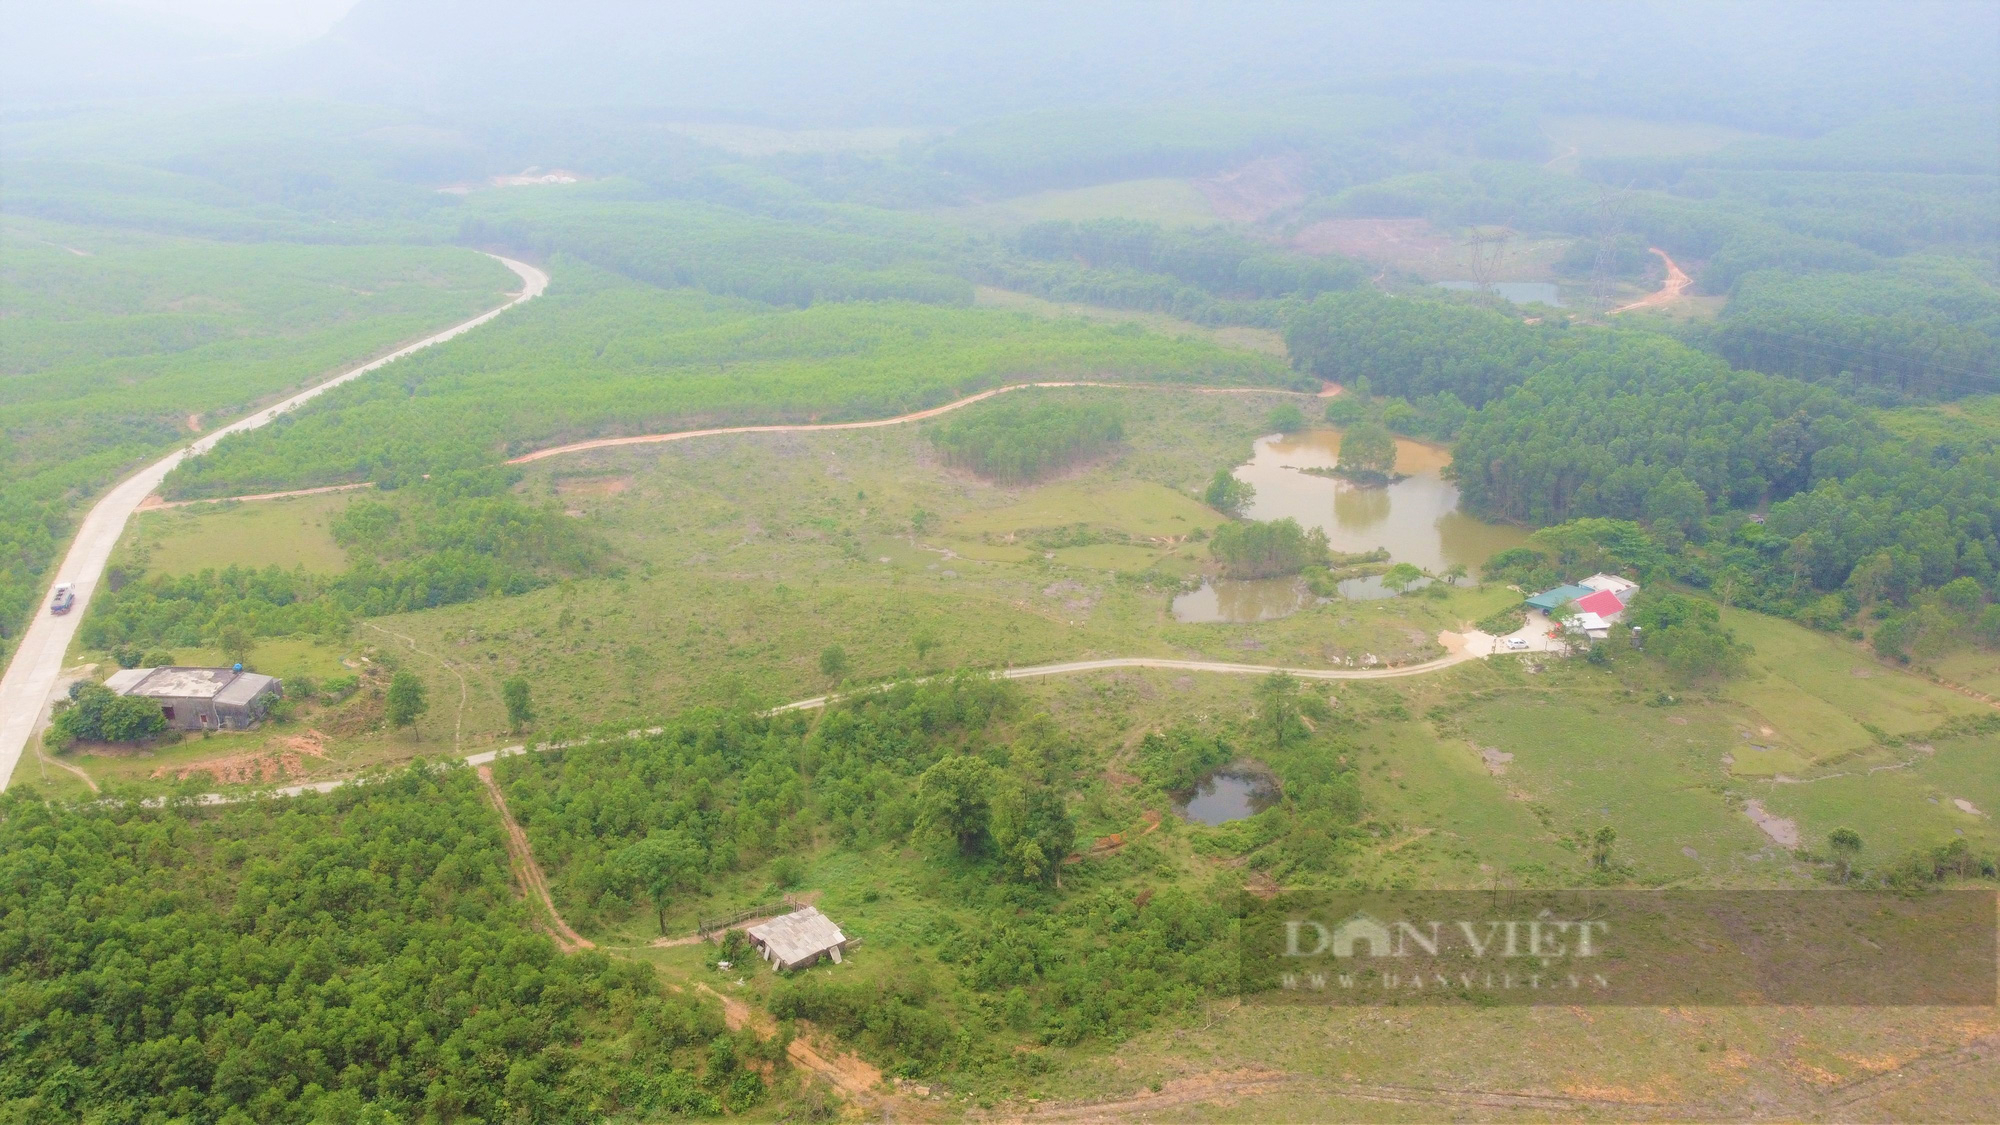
[[507, 381, 1310, 464], [0, 255, 548, 791]]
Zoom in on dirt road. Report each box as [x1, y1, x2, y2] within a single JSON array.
[[0, 255, 547, 792], [1610, 247, 1692, 313], [766, 628, 1551, 715], [506, 380, 1310, 464], [136, 481, 377, 511], [477, 763, 593, 952]]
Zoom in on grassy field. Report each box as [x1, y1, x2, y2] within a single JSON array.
[[122, 490, 357, 574], [1720, 609, 1983, 761]]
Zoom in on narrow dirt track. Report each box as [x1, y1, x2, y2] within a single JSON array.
[[505, 380, 1310, 464], [1610, 247, 1692, 313], [695, 983, 897, 1107], [477, 763, 593, 953]]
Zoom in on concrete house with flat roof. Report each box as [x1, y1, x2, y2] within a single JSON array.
[[102, 666, 282, 731]]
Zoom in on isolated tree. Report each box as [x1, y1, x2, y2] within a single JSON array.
[[1338, 422, 1397, 476], [385, 671, 429, 734], [617, 831, 705, 934], [913, 633, 938, 664], [818, 645, 848, 681], [1203, 468, 1255, 515], [1828, 827, 1864, 883], [1590, 826, 1617, 869], [1255, 671, 1304, 748], [502, 677, 534, 733], [913, 754, 994, 856], [1382, 562, 1425, 594], [214, 623, 255, 666]]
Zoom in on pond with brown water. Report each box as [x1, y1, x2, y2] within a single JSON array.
[[1172, 429, 1529, 623]]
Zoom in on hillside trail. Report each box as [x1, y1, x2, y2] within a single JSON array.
[[694, 982, 908, 1111], [476, 763, 593, 953], [506, 380, 1315, 464], [1610, 248, 1692, 314], [0, 254, 547, 792]]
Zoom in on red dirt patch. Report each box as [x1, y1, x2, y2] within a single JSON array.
[[153, 729, 329, 785]]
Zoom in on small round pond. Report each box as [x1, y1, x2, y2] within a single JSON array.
[[1174, 767, 1282, 826]]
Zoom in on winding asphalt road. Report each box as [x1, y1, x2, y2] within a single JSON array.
[[0, 255, 548, 791]]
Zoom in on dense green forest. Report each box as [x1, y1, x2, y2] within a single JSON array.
[[0, 768, 730, 1123], [928, 401, 1124, 483], [1285, 289, 1999, 630]]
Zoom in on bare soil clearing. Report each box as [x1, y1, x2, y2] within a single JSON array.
[[1743, 797, 1801, 847]]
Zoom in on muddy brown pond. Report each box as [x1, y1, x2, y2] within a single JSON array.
[[1172, 429, 1529, 623]]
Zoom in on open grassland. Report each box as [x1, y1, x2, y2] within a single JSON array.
[[50, 390, 1489, 784], [122, 490, 357, 575], [1720, 609, 1982, 761]]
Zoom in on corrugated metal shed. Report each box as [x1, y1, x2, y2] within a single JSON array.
[[1525, 584, 1594, 612], [746, 906, 848, 971]]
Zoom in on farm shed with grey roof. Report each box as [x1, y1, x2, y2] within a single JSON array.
[[103, 666, 282, 731], [746, 906, 849, 971]]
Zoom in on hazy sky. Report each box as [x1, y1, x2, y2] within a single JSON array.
[[106, 0, 358, 46]]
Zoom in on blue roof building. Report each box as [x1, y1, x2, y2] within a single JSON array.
[[1525, 584, 1594, 612]]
